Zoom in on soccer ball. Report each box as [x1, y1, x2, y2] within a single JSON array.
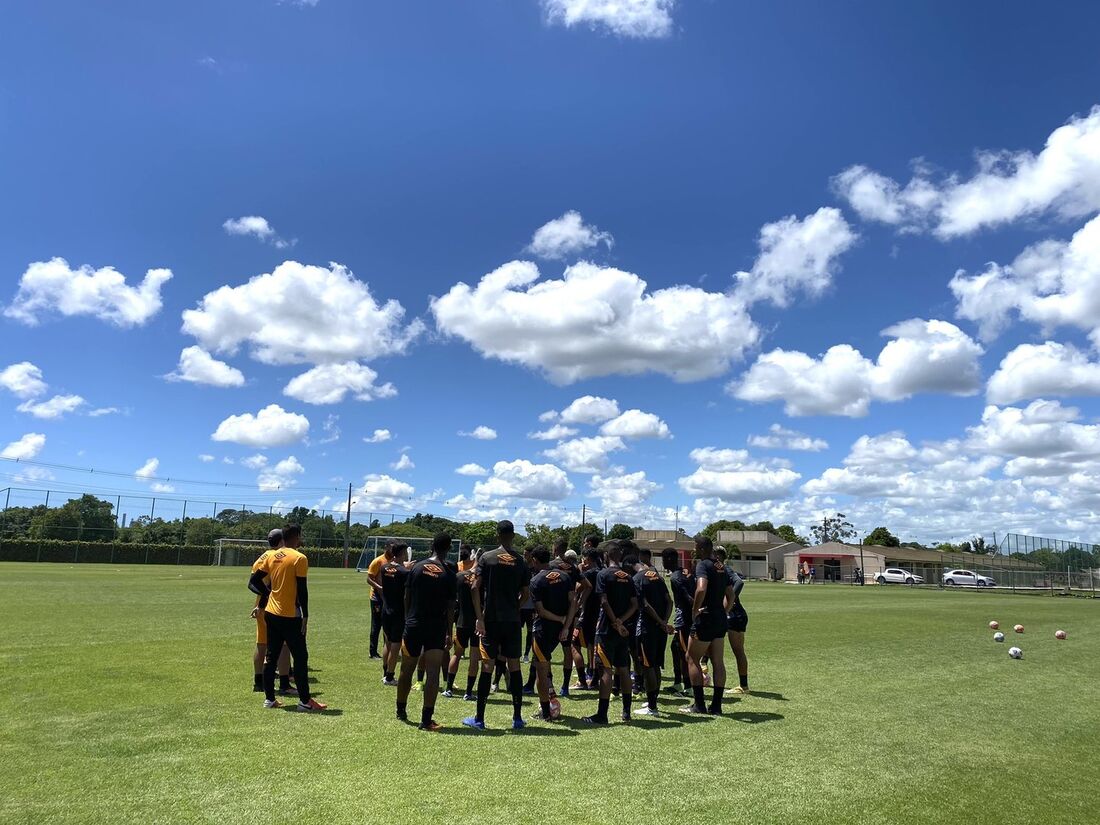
[[1008, 646, 1023, 659], [1014, 624, 1024, 633], [993, 632, 1005, 642], [989, 621, 999, 630], [1055, 629, 1067, 640]]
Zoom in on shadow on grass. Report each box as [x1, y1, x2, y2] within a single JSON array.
[[627, 717, 684, 730], [437, 725, 577, 737], [278, 706, 344, 716], [726, 711, 783, 724], [749, 691, 788, 701]]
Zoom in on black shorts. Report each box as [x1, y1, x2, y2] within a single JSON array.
[[531, 624, 563, 663], [573, 619, 598, 650], [479, 620, 522, 661], [691, 613, 728, 643], [638, 630, 667, 670], [401, 624, 446, 658], [595, 632, 630, 669], [520, 608, 535, 626], [382, 612, 404, 643], [454, 626, 475, 652], [726, 605, 749, 634]]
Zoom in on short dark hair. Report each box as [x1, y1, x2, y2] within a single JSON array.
[[552, 537, 568, 555], [583, 547, 603, 563], [267, 529, 283, 548], [583, 534, 600, 547], [432, 532, 452, 555], [459, 547, 471, 561], [497, 520, 515, 536], [638, 548, 651, 562], [694, 534, 713, 558], [283, 523, 302, 541], [660, 548, 680, 570], [531, 546, 551, 564], [622, 554, 639, 567], [606, 542, 623, 562]]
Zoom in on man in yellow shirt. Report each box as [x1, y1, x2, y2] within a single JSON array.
[[366, 544, 392, 659], [248, 523, 327, 711], [251, 529, 293, 694]]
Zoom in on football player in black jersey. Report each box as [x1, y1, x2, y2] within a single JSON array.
[[715, 546, 750, 696], [582, 541, 638, 725], [684, 535, 735, 715], [633, 547, 673, 716], [528, 546, 577, 721], [444, 546, 481, 699]]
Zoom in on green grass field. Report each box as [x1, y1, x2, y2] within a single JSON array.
[[2, 563, 1098, 824]]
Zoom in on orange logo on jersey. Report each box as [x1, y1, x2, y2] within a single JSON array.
[[423, 563, 443, 577], [498, 553, 516, 566], [274, 551, 287, 560], [547, 572, 561, 582], [615, 570, 630, 580], [645, 570, 660, 581]]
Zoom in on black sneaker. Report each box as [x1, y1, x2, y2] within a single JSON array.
[[252, 683, 264, 692], [681, 704, 709, 714], [369, 653, 382, 660], [396, 710, 408, 722], [621, 712, 632, 722], [581, 715, 609, 725]]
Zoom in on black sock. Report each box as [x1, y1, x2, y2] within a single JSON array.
[[647, 690, 659, 711], [710, 687, 723, 713], [421, 705, 434, 727], [540, 700, 551, 718], [466, 674, 476, 695], [446, 671, 456, 691], [417, 669, 425, 683], [623, 693, 632, 716], [740, 673, 749, 689], [384, 671, 394, 681], [279, 674, 291, 691], [476, 672, 491, 722], [596, 696, 610, 720], [563, 665, 572, 688], [693, 685, 706, 708], [525, 665, 536, 691], [253, 673, 263, 686], [396, 701, 407, 719], [508, 670, 523, 720]]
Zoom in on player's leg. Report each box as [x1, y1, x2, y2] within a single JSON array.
[[464, 633, 496, 728], [253, 644, 266, 692], [283, 617, 317, 708], [569, 629, 589, 689], [531, 634, 555, 720], [707, 637, 727, 715], [369, 599, 383, 658], [395, 635, 418, 721], [521, 609, 534, 663], [419, 648, 445, 730], [684, 633, 710, 714], [583, 639, 614, 724], [261, 616, 289, 705], [464, 635, 481, 700], [415, 652, 426, 692], [277, 643, 296, 696], [505, 623, 525, 727], [669, 632, 684, 694], [445, 632, 465, 697]]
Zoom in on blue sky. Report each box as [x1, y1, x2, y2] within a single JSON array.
[[3, 0, 1100, 543]]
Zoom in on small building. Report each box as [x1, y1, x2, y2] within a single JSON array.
[[716, 530, 804, 580], [783, 543, 1045, 584], [783, 542, 885, 583]]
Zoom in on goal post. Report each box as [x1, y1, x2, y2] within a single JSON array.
[[355, 535, 462, 572], [213, 538, 270, 567]]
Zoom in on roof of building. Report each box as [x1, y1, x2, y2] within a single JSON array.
[[785, 542, 1043, 570]]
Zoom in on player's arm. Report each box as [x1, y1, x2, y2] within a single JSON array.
[[619, 595, 638, 635], [692, 575, 708, 621], [248, 569, 270, 608], [562, 591, 578, 639], [470, 574, 485, 634], [367, 569, 383, 594], [599, 592, 625, 637], [723, 583, 736, 613]]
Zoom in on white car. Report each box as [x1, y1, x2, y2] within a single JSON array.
[[875, 568, 923, 585], [942, 569, 996, 588]]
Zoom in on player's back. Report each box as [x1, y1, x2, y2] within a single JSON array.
[[380, 561, 409, 615], [670, 568, 695, 628], [596, 566, 635, 633], [530, 568, 572, 631], [477, 547, 530, 623], [455, 569, 477, 628], [634, 566, 670, 633], [406, 558, 457, 627], [695, 558, 729, 615], [257, 548, 307, 617]]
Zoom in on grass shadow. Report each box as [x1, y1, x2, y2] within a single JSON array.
[[628, 717, 684, 730], [726, 711, 784, 724], [749, 691, 788, 701], [278, 706, 344, 716]]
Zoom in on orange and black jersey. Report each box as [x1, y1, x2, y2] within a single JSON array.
[[577, 567, 601, 625], [633, 565, 671, 636], [251, 548, 308, 619], [669, 568, 696, 629], [595, 565, 637, 635], [695, 558, 730, 617], [548, 557, 582, 585], [406, 558, 457, 631], [475, 546, 531, 623], [379, 561, 410, 617], [455, 569, 477, 629], [529, 568, 573, 634]]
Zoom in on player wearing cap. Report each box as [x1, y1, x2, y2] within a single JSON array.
[[444, 546, 480, 699], [683, 535, 734, 715], [247, 524, 326, 711], [463, 520, 531, 731], [379, 543, 410, 687], [396, 533, 457, 731], [583, 541, 638, 725], [716, 547, 750, 696], [632, 546, 673, 717]]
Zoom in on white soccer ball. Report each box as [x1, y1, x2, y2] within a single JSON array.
[[1008, 646, 1023, 659], [993, 632, 1005, 642]]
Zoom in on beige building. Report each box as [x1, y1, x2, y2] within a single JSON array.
[[783, 542, 1045, 584]]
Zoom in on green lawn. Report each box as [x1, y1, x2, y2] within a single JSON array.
[[2, 563, 1097, 825]]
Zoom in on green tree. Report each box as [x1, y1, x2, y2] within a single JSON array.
[[775, 524, 806, 544], [864, 526, 900, 547], [35, 495, 115, 541], [463, 521, 500, 547], [701, 519, 746, 542], [569, 523, 604, 551], [810, 514, 855, 544], [747, 520, 775, 533], [607, 523, 634, 541]]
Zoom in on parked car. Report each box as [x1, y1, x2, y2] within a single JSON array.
[[942, 569, 996, 587], [875, 568, 923, 585]]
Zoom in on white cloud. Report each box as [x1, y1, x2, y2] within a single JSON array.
[[211, 404, 310, 448], [241, 454, 269, 470], [599, 409, 670, 439], [1, 432, 45, 460], [88, 407, 120, 417], [528, 423, 580, 441], [222, 216, 294, 249], [167, 346, 246, 387], [543, 435, 626, 473], [538, 410, 559, 423], [731, 319, 983, 416], [391, 453, 415, 471], [834, 106, 1100, 237], [17, 394, 85, 420], [5, 258, 171, 327], [354, 474, 416, 510], [733, 208, 858, 308], [473, 459, 574, 501], [559, 395, 620, 424], [0, 362, 47, 399], [135, 458, 159, 479], [432, 260, 759, 383], [151, 482, 175, 494], [459, 425, 497, 440], [748, 424, 828, 452], [364, 428, 392, 444], [967, 400, 1100, 461], [258, 456, 305, 492], [283, 362, 397, 405], [526, 211, 613, 260], [950, 214, 1100, 343], [679, 448, 801, 503], [590, 470, 661, 514], [987, 342, 1100, 405], [455, 463, 489, 477], [318, 414, 341, 444], [182, 261, 422, 367], [198, 454, 215, 463], [541, 0, 676, 38]]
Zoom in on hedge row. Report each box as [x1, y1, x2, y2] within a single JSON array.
[[0, 539, 355, 568]]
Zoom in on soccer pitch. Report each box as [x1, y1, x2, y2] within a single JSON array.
[[2, 564, 1098, 825]]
